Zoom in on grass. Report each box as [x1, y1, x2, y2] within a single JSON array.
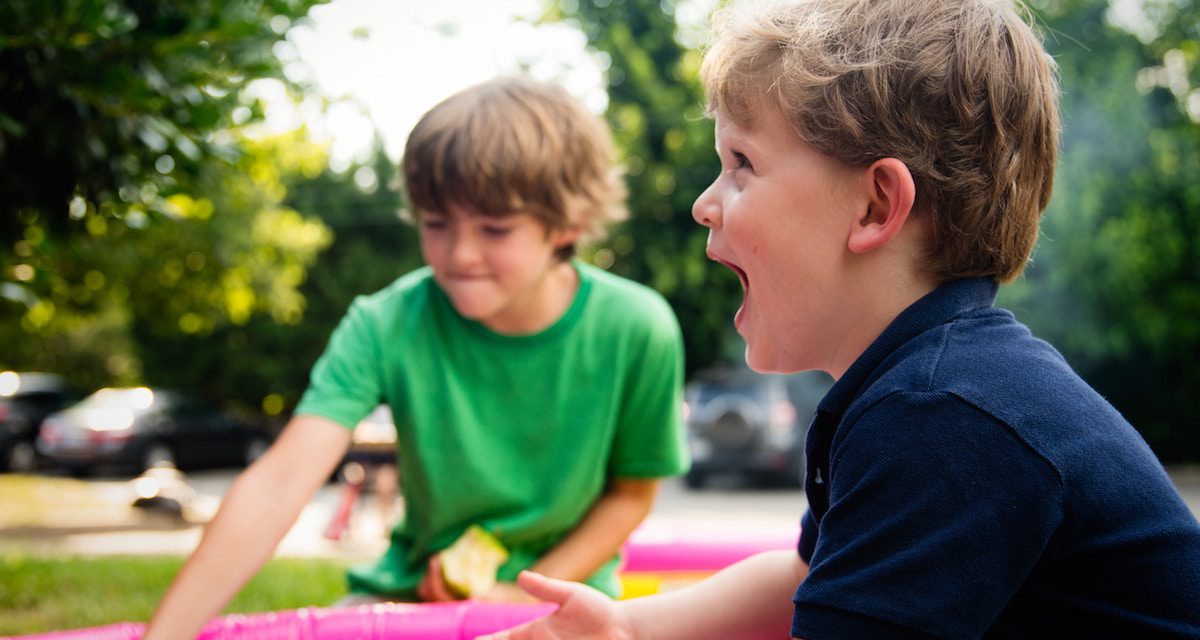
[[0, 553, 353, 635]]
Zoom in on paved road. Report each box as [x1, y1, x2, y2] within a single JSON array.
[[3, 465, 1198, 560], [0, 469, 808, 560]]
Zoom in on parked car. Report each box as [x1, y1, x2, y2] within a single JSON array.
[[36, 387, 273, 475], [683, 367, 833, 489], [0, 371, 84, 473]]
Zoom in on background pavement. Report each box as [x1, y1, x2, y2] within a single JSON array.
[[2, 465, 1198, 560]]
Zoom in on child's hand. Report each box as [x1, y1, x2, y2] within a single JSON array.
[[474, 571, 631, 640], [479, 581, 542, 604], [417, 553, 459, 602]]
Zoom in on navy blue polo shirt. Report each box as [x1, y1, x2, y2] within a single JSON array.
[[793, 278, 1200, 639]]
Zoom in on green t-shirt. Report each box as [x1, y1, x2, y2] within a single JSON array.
[[294, 261, 689, 598]]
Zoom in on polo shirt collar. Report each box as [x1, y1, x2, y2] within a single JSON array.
[[818, 277, 999, 414]]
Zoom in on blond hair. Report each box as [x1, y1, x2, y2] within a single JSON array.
[[402, 76, 626, 258], [701, 0, 1060, 282]]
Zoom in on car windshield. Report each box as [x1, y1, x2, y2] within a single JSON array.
[[76, 388, 162, 415]]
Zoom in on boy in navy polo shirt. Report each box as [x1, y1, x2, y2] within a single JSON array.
[[482, 0, 1200, 638]]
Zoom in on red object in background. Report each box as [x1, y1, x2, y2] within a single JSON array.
[[324, 465, 366, 541]]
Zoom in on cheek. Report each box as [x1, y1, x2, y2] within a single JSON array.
[[417, 235, 435, 258], [418, 234, 447, 265], [498, 236, 548, 268]]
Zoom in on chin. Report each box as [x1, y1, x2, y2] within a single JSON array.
[[744, 346, 805, 375], [447, 300, 495, 321], [744, 347, 779, 374]]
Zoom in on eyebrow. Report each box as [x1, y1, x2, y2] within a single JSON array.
[[716, 125, 761, 158]]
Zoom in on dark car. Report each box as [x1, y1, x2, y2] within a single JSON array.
[[0, 371, 84, 473], [36, 387, 273, 475], [683, 367, 833, 489]]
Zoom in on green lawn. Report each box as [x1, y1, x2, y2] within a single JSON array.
[[0, 553, 352, 635]]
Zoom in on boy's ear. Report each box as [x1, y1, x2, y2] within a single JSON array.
[[550, 225, 583, 249], [846, 158, 917, 255]]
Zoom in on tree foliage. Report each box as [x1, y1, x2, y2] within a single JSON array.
[[2, 0, 1196, 460], [0, 0, 332, 407], [1000, 0, 1200, 459], [253, 143, 420, 416], [548, 0, 743, 376], [0, 0, 326, 240], [125, 140, 414, 419]]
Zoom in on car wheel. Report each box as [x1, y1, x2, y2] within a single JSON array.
[[244, 437, 269, 466], [4, 440, 37, 474], [142, 442, 176, 470]]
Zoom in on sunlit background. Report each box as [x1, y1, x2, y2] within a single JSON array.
[[1, 0, 1197, 460], [1, 0, 1199, 633]]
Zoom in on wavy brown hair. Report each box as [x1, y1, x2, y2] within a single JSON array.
[[402, 76, 626, 260], [701, 0, 1060, 283]]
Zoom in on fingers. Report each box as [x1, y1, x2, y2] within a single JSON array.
[[419, 554, 458, 602], [514, 570, 581, 605], [479, 581, 541, 604], [417, 569, 432, 602]]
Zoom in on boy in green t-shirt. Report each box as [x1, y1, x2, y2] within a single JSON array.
[[142, 76, 689, 639]]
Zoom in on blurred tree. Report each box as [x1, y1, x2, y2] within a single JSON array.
[[126, 130, 332, 409], [0, 0, 327, 243], [547, 0, 743, 376], [0, 127, 333, 401], [0, 0, 332, 403], [1002, 0, 1200, 460], [243, 141, 420, 418], [126, 137, 417, 420]]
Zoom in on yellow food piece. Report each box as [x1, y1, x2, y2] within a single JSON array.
[[441, 525, 509, 598]]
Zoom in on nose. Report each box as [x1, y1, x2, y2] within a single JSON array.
[[692, 181, 721, 229], [448, 227, 483, 269]]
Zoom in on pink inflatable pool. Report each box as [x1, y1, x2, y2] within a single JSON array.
[[1, 602, 557, 640], [621, 522, 798, 572], [618, 522, 799, 598], [4, 524, 800, 639]]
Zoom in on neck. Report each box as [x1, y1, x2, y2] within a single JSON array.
[[483, 261, 579, 335], [826, 267, 938, 380]]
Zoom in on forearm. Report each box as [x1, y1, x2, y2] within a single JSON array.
[[143, 465, 302, 638], [529, 478, 659, 582], [626, 549, 806, 640], [143, 417, 349, 639]]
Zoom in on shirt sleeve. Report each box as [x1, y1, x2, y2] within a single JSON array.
[[792, 391, 1064, 639], [607, 296, 690, 479], [799, 509, 818, 563], [293, 296, 385, 430]]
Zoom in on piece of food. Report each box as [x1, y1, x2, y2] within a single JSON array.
[[441, 525, 510, 598]]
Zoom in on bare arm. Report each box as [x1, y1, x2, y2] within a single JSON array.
[[479, 549, 808, 640], [142, 415, 351, 640], [628, 549, 807, 639], [533, 477, 659, 581], [447, 477, 659, 603]]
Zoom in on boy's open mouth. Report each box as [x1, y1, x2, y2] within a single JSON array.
[[717, 259, 749, 292]]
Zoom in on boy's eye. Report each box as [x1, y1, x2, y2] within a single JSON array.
[[421, 218, 448, 231], [732, 150, 753, 171], [482, 224, 513, 238]]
